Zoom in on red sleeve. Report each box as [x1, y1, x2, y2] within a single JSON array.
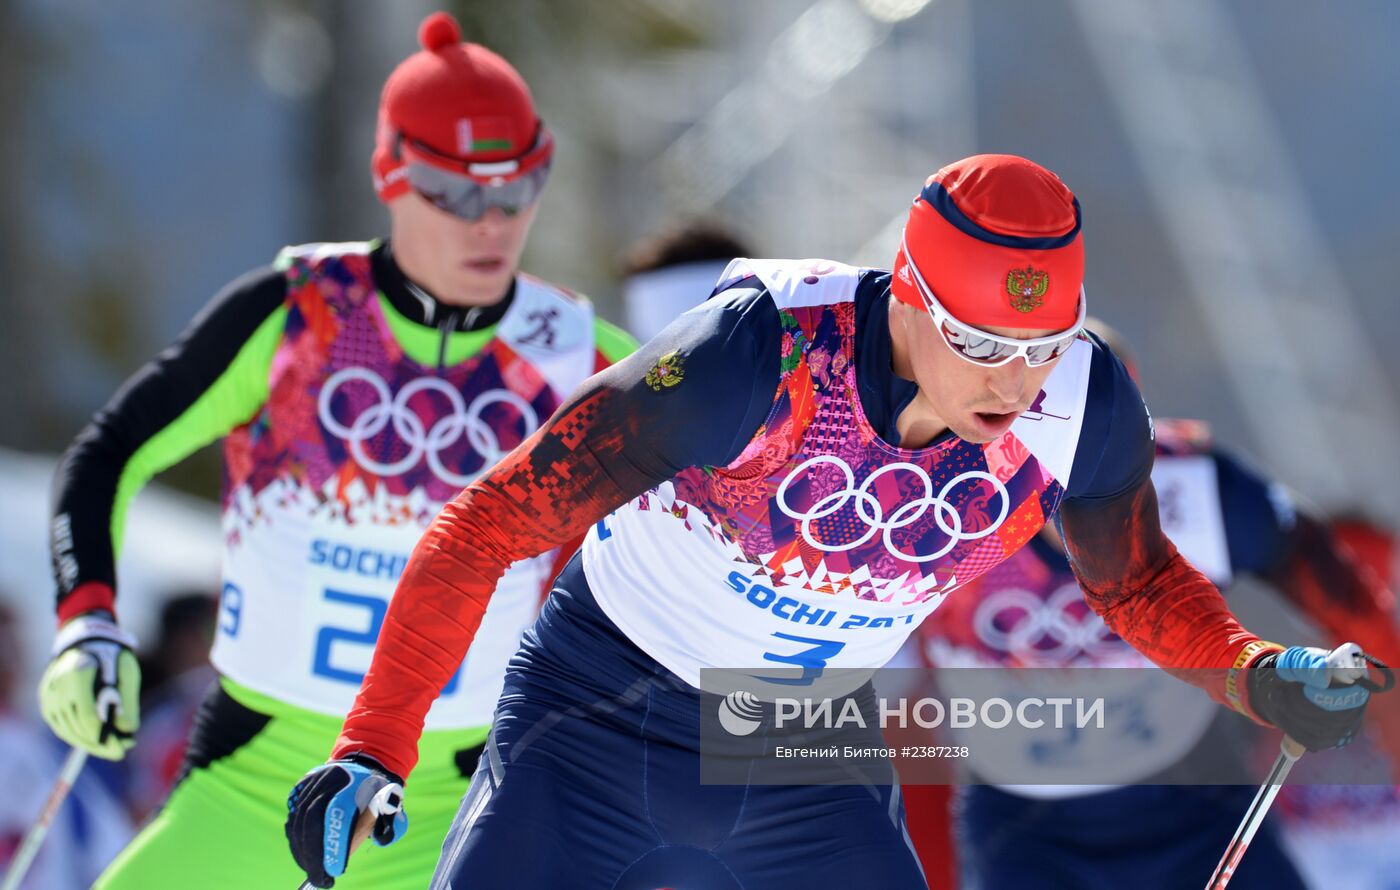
[[329, 303, 781, 778], [1059, 476, 1281, 721], [330, 388, 648, 777]]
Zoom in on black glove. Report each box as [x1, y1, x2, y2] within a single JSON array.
[[285, 753, 408, 888], [1247, 644, 1372, 752]]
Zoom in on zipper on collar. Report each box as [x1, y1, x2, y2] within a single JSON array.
[[437, 310, 461, 371], [405, 280, 437, 326]]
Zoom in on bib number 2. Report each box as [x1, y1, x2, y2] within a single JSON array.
[[312, 588, 465, 695]]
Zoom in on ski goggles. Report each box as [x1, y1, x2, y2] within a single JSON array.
[[397, 129, 553, 221], [900, 233, 1085, 368]]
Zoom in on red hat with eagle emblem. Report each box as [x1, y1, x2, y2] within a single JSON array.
[[891, 154, 1084, 330]]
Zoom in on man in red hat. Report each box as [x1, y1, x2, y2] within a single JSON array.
[[286, 153, 1382, 888], [37, 12, 634, 888]]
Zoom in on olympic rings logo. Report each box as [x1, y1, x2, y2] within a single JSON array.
[[972, 583, 1120, 664], [774, 456, 1010, 563], [317, 367, 538, 486]]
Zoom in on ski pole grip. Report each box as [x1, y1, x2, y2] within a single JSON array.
[[349, 807, 376, 856], [1356, 653, 1394, 693], [96, 692, 121, 746]]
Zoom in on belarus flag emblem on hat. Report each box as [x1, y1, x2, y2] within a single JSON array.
[[456, 117, 516, 156]]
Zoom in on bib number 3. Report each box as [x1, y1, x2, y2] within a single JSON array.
[[757, 633, 847, 686]]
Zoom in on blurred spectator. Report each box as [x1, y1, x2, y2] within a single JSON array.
[[128, 593, 218, 821], [136, 593, 218, 699], [0, 603, 18, 711], [0, 600, 133, 889], [619, 220, 753, 342]]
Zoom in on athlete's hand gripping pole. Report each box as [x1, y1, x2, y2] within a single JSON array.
[[7, 655, 127, 890], [286, 756, 408, 889], [38, 614, 140, 760], [291, 802, 387, 890], [1206, 644, 1394, 889]]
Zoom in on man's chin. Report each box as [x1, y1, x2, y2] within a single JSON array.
[[448, 269, 514, 306], [963, 409, 1020, 442], [943, 419, 991, 444]]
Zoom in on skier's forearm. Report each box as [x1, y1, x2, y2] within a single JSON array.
[[1062, 478, 1279, 719], [331, 304, 779, 777], [332, 386, 661, 778], [1092, 545, 1278, 718]]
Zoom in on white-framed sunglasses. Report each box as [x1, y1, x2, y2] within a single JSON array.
[[900, 233, 1086, 368]]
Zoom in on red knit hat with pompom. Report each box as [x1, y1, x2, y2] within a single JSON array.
[[372, 12, 552, 201]]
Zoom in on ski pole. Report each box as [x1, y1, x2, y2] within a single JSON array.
[[1203, 735, 1304, 890], [0, 747, 88, 890], [1205, 651, 1394, 889]]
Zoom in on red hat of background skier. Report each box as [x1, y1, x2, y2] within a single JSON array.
[[372, 11, 553, 201], [891, 154, 1084, 330]]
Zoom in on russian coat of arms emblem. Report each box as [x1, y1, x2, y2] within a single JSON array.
[[1005, 266, 1049, 313]]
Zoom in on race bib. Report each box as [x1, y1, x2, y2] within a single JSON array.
[[214, 509, 544, 728], [584, 499, 949, 695]]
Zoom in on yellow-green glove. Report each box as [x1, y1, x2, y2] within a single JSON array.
[[39, 614, 141, 760]]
